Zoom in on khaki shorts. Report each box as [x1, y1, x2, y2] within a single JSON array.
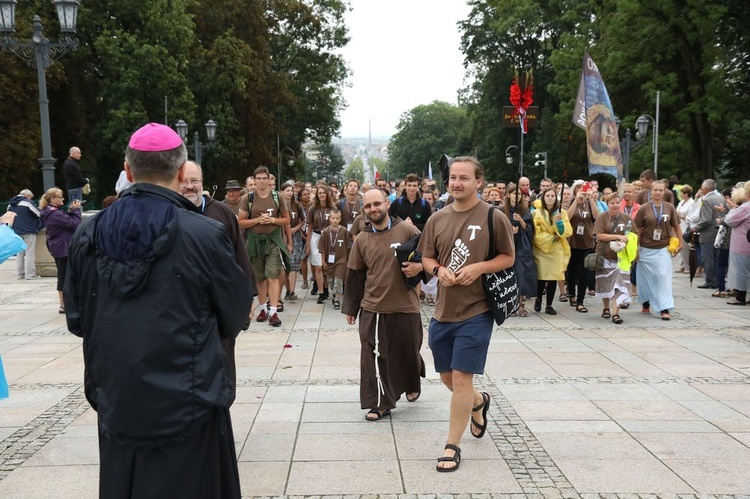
[[251, 250, 282, 281]]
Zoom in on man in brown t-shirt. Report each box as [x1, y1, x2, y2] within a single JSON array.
[[343, 189, 426, 422], [633, 180, 683, 320], [635, 169, 674, 205], [418, 157, 515, 472], [238, 166, 290, 327]]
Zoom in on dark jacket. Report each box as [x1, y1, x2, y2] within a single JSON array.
[[40, 205, 81, 258], [8, 195, 42, 235], [62, 156, 88, 190], [64, 183, 253, 445], [389, 194, 432, 231]]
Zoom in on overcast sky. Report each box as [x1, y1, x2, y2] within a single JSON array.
[[338, 0, 471, 138]]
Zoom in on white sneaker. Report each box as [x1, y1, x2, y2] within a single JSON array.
[[25, 275, 42, 280]]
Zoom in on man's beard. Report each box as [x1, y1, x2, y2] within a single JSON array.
[[369, 210, 387, 226]]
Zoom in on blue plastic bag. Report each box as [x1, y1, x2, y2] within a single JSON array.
[[0, 224, 26, 264], [0, 355, 8, 400]]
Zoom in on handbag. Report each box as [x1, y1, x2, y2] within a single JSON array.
[[714, 225, 727, 249], [0, 224, 27, 264], [481, 206, 519, 326], [583, 248, 605, 271]]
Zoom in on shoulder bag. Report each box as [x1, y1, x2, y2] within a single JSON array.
[[482, 206, 519, 326]]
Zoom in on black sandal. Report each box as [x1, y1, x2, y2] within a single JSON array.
[[601, 308, 611, 319], [612, 314, 623, 324], [576, 303, 588, 313], [406, 391, 421, 403], [470, 391, 490, 439], [436, 444, 461, 472], [365, 409, 391, 421]]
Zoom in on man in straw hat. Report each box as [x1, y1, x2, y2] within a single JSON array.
[[64, 123, 252, 498]]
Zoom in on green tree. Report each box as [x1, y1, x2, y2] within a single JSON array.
[[344, 157, 365, 183], [388, 101, 471, 180]]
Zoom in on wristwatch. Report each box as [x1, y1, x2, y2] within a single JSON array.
[[433, 265, 441, 276]]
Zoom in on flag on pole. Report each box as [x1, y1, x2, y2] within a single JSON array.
[[572, 51, 623, 179], [373, 163, 380, 179]]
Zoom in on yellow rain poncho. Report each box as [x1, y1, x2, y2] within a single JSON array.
[[532, 209, 572, 280], [617, 232, 639, 272]]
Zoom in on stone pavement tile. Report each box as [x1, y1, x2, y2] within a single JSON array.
[[394, 428, 499, 460], [299, 421, 393, 434], [15, 356, 83, 384], [601, 351, 671, 377], [4, 341, 78, 355], [620, 420, 720, 432], [312, 351, 360, 366], [235, 353, 282, 366], [234, 386, 267, 404], [607, 337, 683, 351], [572, 383, 670, 401], [677, 399, 750, 431], [294, 432, 396, 461], [0, 464, 98, 499], [488, 337, 534, 353], [309, 364, 360, 379], [730, 432, 750, 446], [508, 329, 573, 340], [657, 363, 746, 378], [261, 385, 307, 403], [552, 458, 693, 494], [534, 351, 615, 364], [578, 337, 626, 352], [58, 424, 97, 438], [254, 402, 302, 423], [533, 432, 654, 460], [22, 435, 99, 466], [238, 461, 290, 496], [305, 385, 360, 402], [653, 383, 714, 401], [238, 432, 297, 461], [662, 460, 750, 494], [519, 338, 595, 353], [632, 432, 750, 460], [0, 388, 71, 425], [693, 384, 750, 400], [236, 366, 275, 381], [725, 400, 750, 417], [69, 407, 97, 426], [2, 357, 58, 382], [386, 402, 450, 422], [286, 460, 402, 495], [227, 403, 261, 423], [525, 420, 622, 433], [401, 458, 522, 493], [279, 349, 314, 365], [499, 383, 588, 402], [510, 400, 609, 421], [548, 362, 633, 378], [588, 328, 660, 339], [595, 400, 703, 421], [486, 362, 561, 379], [0, 426, 19, 442], [248, 421, 298, 436], [302, 402, 366, 422], [273, 364, 312, 380]]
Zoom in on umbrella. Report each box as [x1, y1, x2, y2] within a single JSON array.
[[688, 233, 699, 287]]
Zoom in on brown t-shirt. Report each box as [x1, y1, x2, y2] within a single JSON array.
[[318, 225, 351, 279], [349, 212, 368, 239], [348, 221, 421, 314], [593, 212, 632, 261], [418, 200, 515, 322], [239, 191, 289, 235], [338, 197, 363, 231], [568, 201, 596, 249], [308, 206, 331, 233], [288, 202, 305, 229], [633, 201, 678, 249]]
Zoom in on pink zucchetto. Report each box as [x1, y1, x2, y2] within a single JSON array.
[[128, 123, 184, 152]]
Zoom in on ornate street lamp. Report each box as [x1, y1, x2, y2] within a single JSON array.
[[635, 91, 660, 176], [505, 145, 518, 166], [174, 119, 217, 165], [0, 0, 80, 192]]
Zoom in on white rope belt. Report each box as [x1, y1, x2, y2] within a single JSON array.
[[373, 313, 385, 408]]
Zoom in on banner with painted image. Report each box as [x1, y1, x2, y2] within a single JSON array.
[[572, 51, 623, 179]]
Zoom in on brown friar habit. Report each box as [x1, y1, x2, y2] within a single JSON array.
[[343, 217, 426, 411], [202, 195, 257, 387]]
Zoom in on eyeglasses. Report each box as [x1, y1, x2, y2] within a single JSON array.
[[183, 179, 203, 186], [363, 201, 385, 210]]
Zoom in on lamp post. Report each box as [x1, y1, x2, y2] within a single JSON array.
[[277, 146, 295, 185], [0, 0, 80, 192], [174, 119, 217, 165], [505, 145, 519, 166], [635, 90, 660, 176]]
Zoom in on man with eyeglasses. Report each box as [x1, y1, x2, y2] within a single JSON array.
[[238, 166, 291, 327], [181, 161, 257, 381], [64, 123, 252, 497], [343, 188, 426, 422]]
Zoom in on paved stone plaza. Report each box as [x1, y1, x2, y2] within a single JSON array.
[[1, 255, 750, 498]]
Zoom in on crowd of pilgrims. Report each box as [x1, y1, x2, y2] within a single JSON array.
[[225, 170, 750, 323]]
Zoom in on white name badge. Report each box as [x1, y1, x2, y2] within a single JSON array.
[[653, 229, 662, 241], [577, 224, 585, 235], [328, 254, 335, 264], [347, 223, 352, 231]]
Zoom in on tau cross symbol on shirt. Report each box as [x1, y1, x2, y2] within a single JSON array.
[[661, 214, 669, 223], [266, 208, 274, 216], [352, 211, 358, 219], [467, 225, 481, 241], [390, 242, 401, 257]]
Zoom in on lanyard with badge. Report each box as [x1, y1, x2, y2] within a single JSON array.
[[346, 200, 359, 232], [651, 202, 664, 241], [328, 226, 340, 264], [576, 202, 590, 236]]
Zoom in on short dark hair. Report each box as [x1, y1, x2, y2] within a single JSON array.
[[640, 169, 656, 181], [404, 173, 420, 184], [449, 156, 484, 180], [254, 166, 270, 176]]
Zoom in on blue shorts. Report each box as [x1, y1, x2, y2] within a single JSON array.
[[428, 312, 493, 374]]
